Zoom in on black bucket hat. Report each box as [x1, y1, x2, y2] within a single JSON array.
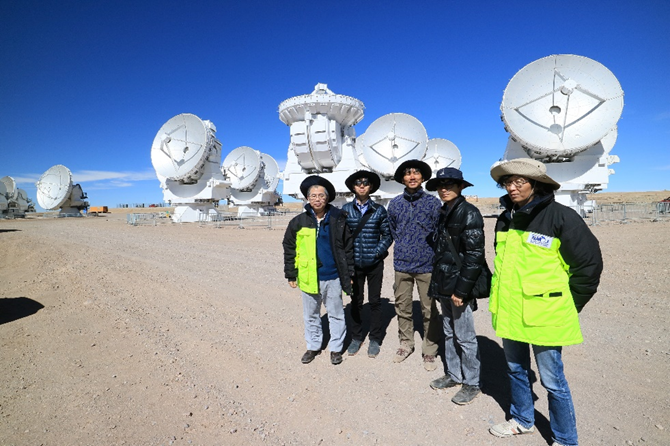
[[393, 159, 432, 184], [425, 167, 474, 191], [299, 175, 336, 203], [344, 170, 381, 194]]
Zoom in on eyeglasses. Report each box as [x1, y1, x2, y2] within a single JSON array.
[[308, 193, 327, 201], [502, 177, 529, 189], [354, 179, 370, 187]]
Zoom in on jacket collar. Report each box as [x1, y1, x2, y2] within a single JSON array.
[[500, 193, 554, 216], [403, 187, 425, 202]]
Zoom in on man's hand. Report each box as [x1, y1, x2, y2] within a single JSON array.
[[288, 281, 297, 288], [451, 294, 463, 307]]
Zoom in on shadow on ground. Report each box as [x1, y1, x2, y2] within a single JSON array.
[[0, 297, 44, 325]]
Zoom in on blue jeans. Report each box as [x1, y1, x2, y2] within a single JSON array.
[[503, 339, 578, 446], [302, 279, 346, 353], [440, 298, 480, 386]]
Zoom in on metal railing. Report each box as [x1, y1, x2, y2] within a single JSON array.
[[589, 202, 670, 225], [198, 210, 298, 229], [126, 212, 170, 226]]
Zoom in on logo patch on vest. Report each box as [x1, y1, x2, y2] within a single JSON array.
[[526, 232, 553, 249]]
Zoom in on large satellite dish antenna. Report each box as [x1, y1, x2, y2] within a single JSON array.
[[224, 149, 282, 217], [423, 138, 462, 172], [151, 113, 214, 183], [356, 113, 428, 178], [222, 146, 262, 191], [35, 165, 88, 216], [501, 54, 624, 161], [150, 113, 231, 223], [499, 54, 624, 215]]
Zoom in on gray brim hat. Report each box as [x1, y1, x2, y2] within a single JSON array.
[[490, 158, 561, 190]]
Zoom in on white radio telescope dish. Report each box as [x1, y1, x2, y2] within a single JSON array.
[[501, 54, 624, 161], [356, 113, 428, 178], [0, 176, 19, 201], [36, 165, 74, 210], [222, 146, 262, 191], [423, 138, 462, 172], [151, 113, 214, 183]]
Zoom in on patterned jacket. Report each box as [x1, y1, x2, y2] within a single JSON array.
[[387, 188, 442, 274]]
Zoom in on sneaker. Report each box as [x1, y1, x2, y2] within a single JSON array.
[[367, 340, 381, 358], [330, 351, 343, 365], [451, 385, 481, 405], [489, 418, 535, 437], [301, 350, 320, 364], [393, 343, 414, 363], [423, 354, 438, 371], [430, 375, 461, 390], [347, 339, 363, 356]]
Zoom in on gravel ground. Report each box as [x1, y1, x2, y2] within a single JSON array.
[[1, 213, 669, 446]]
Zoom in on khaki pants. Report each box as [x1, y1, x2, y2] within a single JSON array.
[[393, 271, 440, 356]]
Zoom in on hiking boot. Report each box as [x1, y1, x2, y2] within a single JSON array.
[[347, 339, 363, 356], [423, 354, 438, 371], [367, 340, 381, 358], [430, 375, 461, 390], [489, 418, 535, 437], [301, 350, 320, 364], [330, 351, 343, 365], [393, 343, 414, 363], [451, 385, 481, 405]]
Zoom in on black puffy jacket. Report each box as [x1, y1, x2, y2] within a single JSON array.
[[428, 196, 486, 301], [341, 199, 393, 269]]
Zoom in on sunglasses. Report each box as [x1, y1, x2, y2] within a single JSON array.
[[354, 179, 370, 186]]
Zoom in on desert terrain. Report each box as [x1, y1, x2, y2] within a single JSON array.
[[1, 192, 669, 446]]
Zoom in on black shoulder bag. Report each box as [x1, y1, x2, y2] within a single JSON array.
[[443, 233, 492, 300]]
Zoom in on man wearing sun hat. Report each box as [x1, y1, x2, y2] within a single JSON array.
[[341, 170, 393, 358], [387, 159, 442, 370], [486, 158, 603, 446], [425, 167, 485, 405], [283, 175, 354, 366]]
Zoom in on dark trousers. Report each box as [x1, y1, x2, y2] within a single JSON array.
[[349, 261, 384, 343]]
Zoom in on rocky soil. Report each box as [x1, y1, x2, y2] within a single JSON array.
[[1, 211, 669, 446]]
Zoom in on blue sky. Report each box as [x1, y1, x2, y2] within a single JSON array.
[[1, 0, 668, 209]]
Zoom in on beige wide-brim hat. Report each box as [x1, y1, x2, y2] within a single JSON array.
[[490, 158, 561, 190]]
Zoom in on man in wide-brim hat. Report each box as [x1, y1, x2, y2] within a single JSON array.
[[283, 175, 354, 366], [425, 166, 485, 405], [387, 159, 442, 371], [487, 158, 603, 445], [341, 170, 392, 358]]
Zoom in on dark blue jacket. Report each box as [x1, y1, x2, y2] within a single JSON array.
[[342, 199, 393, 269]]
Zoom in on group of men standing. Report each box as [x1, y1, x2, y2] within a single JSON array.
[[282, 157, 603, 446], [282, 159, 482, 406]]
